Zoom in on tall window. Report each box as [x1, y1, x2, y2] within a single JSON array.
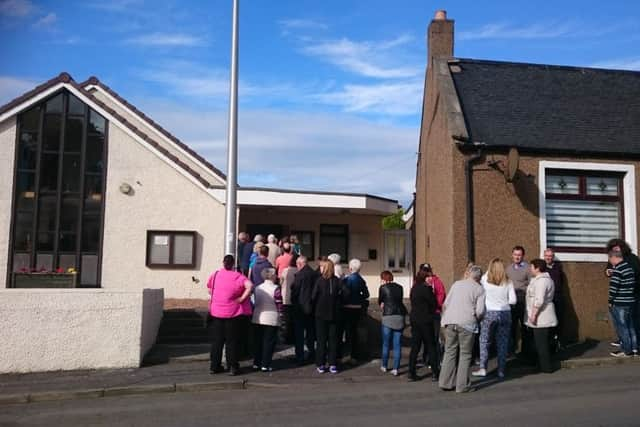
[[10, 90, 107, 286], [545, 170, 623, 252]]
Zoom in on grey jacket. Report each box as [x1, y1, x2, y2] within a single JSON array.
[[441, 279, 486, 328]]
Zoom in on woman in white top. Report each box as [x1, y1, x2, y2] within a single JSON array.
[[473, 258, 516, 379], [525, 259, 558, 374], [252, 268, 283, 372]]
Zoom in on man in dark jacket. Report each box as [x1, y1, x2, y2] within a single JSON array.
[[544, 248, 564, 350], [339, 259, 370, 362], [250, 246, 272, 286], [239, 233, 254, 276], [291, 256, 319, 364]]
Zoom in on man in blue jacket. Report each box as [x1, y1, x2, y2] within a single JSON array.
[[339, 259, 370, 362]]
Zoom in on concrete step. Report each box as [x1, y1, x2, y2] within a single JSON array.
[[158, 325, 208, 335]]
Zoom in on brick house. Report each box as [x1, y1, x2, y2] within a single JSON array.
[[414, 11, 640, 341]]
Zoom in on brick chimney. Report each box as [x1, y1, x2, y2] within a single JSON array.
[[427, 10, 454, 67]]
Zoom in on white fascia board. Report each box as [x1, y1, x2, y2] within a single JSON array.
[[84, 84, 226, 186], [538, 160, 637, 262], [402, 205, 414, 222], [0, 82, 66, 123]]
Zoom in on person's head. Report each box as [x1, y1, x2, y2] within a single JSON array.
[[261, 267, 277, 282], [380, 270, 394, 284], [609, 250, 624, 266], [414, 269, 430, 286], [280, 236, 290, 245], [296, 255, 308, 269], [238, 232, 248, 243], [512, 246, 525, 264], [267, 234, 277, 244], [419, 263, 433, 274], [223, 254, 235, 270], [466, 265, 482, 283], [289, 253, 299, 268], [253, 241, 265, 253], [282, 242, 292, 253], [259, 245, 269, 258], [529, 258, 547, 276], [321, 260, 335, 280], [486, 258, 507, 286], [606, 238, 631, 256], [254, 234, 264, 243], [327, 253, 341, 265], [290, 235, 298, 244], [543, 248, 555, 265], [349, 258, 361, 273]]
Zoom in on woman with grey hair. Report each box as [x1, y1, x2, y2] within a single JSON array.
[[439, 265, 486, 393], [252, 268, 283, 372], [327, 253, 344, 279]]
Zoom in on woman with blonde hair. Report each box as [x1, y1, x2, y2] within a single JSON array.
[[473, 258, 516, 379], [312, 260, 348, 373]]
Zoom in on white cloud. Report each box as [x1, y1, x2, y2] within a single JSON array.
[[84, 0, 143, 12], [138, 100, 418, 205], [590, 57, 640, 71], [124, 33, 205, 47], [0, 0, 33, 17], [302, 35, 420, 79], [0, 75, 38, 106], [32, 12, 56, 29], [458, 22, 577, 41], [279, 18, 328, 31], [316, 79, 423, 115]]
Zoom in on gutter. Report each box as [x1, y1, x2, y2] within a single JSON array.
[[453, 135, 486, 264]]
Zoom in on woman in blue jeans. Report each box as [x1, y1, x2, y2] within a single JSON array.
[[378, 271, 407, 376]]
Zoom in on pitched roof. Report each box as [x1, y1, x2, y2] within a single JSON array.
[[0, 72, 218, 189], [448, 58, 640, 155]]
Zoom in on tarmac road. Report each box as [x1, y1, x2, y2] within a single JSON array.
[[1, 364, 639, 427]]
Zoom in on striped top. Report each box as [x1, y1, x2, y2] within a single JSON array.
[[609, 261, 637, 306]]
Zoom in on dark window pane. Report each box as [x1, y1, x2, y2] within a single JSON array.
[[20, 107, 40, 132], [81, 255, 98, 285], [45, 94, 63, 114], [85, 134, 104, 173], [61, 154, 81, 193], [60, 197, 80, 231], [82, 215, 100, 252], [59, 232, 76, 251], [42, 115, 61, 152], [18, 132, 38, 169], [37, 232, 55, 251], [13, 253, 31, 273], [37, 194, 57, 232], [88, 110, 106, 135], [64, 116, 83, 152], [39, 153, 59, 192], [15, 172, 36, 211], [35, 253, 53, 271], [68, 94, 85, 116], [59, 254, 76, 271], [14, 212, 34, 251], [84, 174, 103, 213]]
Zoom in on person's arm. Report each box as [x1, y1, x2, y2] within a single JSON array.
[[528, 281, 547, 325], [274, 286, 284, 313], [507, 282, 517, 305], [378, 286, 384, 309], [475, 288, 486, 320], [361, 278, 370, 300], [206, 272, 217, 295], [236, 279, 253, 304], [434, 277, 446, 308]]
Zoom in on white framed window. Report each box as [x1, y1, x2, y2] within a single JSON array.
[[539, 161, 637, 262]]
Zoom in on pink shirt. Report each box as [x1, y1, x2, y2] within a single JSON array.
[[275, 253, 293, 275], [208, 269, 252, 318]]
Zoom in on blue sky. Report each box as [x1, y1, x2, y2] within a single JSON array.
[[1, 0, 639, 206]]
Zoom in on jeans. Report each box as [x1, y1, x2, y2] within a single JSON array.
[[610, 305, 638, 354], [479, 310, 512, 375], [439, 325, 475, 392], [409, 321, 439, 377], [381, 325, 402, 371], [634, 301, 640, 350], [293, 309, 316, 363], [253, 324, 278, 369]]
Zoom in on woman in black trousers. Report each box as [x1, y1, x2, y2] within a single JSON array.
[[408, 269, 440, 381]]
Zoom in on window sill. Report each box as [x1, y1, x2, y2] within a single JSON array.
[[554, 252, 607, 263]]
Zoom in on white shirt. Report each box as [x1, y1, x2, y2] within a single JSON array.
[[481, 273, 516, 312]]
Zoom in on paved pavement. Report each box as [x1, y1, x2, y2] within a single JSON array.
[[1, 364, 639, 426]]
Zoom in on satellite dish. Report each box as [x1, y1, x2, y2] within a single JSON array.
[[505, 148, 519, 182]]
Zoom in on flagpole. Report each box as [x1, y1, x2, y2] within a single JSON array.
[[224, 0, 239, 257]]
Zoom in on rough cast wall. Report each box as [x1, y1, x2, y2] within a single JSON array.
[[0, 117, 16, 288], [0, 288, 164, 373], [471, 153, 640, 341], [101, 123, 225, 299], [239, 210, 389, 295]]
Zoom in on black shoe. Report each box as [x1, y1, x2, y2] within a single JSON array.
[[209, 366, 224, 375], [408, 375, 418, 382], [431, 374, 439, 382], [228, 367, 240, 376]]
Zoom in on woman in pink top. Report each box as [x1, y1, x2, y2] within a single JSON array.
[[207, 254, 253, 376]]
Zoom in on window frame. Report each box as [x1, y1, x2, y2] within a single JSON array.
[[319, 224, 349, 261], [146, 230, 197, 269], [291, 230, 315, 258], [539, 161, 637, 262]]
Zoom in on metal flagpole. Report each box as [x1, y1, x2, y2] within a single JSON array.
[[224, 0, 239, 256]]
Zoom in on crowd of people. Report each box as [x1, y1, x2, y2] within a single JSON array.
[[206, 233, 639, 393]]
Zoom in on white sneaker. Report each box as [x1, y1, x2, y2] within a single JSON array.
[[391, 369, 399, 376], [472, 368, 487, 377], [380, 366, 387, 373]]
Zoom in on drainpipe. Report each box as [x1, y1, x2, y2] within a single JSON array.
[[454, 136, 485, 264]]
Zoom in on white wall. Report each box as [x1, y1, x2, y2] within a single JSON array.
[[0, 288, 164, 373], [101, 123, 225, 299], [0, 117, 16, 288]]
